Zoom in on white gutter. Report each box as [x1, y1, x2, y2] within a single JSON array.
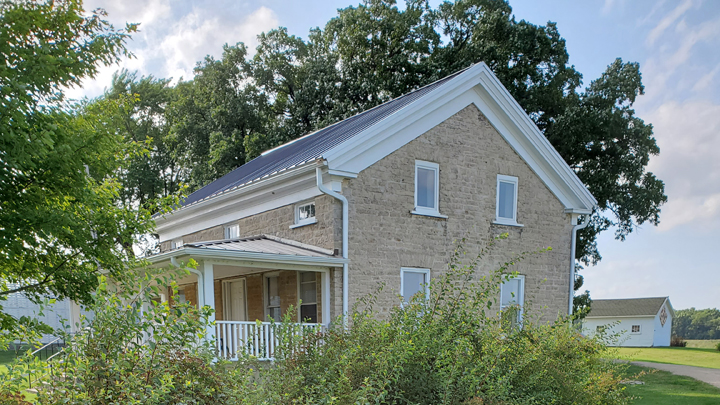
[[171, 257, 204, 308], [316, 167, 349, 327], [569, 214, 591, 316]]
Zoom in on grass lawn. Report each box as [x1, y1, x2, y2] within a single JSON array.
[[624, 365, 720, 404], [616, 347, 720, 369], [687, 339, 720, 349]]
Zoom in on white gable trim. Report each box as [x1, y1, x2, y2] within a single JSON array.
[[323, 63, 597, 213]]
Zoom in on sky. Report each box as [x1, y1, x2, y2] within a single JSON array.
[[73, 0, 720, 310]]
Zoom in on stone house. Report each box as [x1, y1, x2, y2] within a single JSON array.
[[148, 62, 598, 359]]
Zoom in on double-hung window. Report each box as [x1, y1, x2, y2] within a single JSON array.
[[265, 274, 281, 321], [400, 268, 430, 304], [224, 224, 239, 239], [298, 272, 318, 323], [292, 201, 316, 228], [413, 160, 443, 217], [495, 175, 519, 225], [500, 274, 525, 325]]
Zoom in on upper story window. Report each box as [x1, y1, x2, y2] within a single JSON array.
[[495, 175, 519, 226], [224, 224, 239, 239], [500, 274, 525, 326], [291, 200, 317, 228], [413, 160, 444, 218], [171, 239, 183, 249], [400, 267, 430, 304]]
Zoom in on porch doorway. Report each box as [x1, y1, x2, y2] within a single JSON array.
[[222, 279, 247, 322]]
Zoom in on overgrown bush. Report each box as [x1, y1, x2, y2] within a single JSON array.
[[0, 265, 254, 404], [670, 335, 687, 347], [715, 341, 720, 352], [251, 238, 631, 405]]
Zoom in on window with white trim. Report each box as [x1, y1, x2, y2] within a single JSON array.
[[631, 325, 641, 334], [400, 268, 430, 304], [500, 274, 525, 324], [496, 175, 519, 225], [265, 274, 281, 321], [293, 201, 316, 227], [224, 224, 239, 239], [414, 160, 440, 216], [299, 272, 318, 323], [171, 239, 183, 249]]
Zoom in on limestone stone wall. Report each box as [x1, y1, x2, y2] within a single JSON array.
[[161, 194, 341, 253], [343, 104, 574, 322]]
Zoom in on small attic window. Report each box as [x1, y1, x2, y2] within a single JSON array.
[[224, 224, 239, 239], [291, 201, 317, 228], [171, 239, 183, 249]]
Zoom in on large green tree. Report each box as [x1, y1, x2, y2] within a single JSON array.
[[0, 0, 156, 333]]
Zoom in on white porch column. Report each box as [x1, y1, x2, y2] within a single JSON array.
[[202, 261, 216, 341], [322, 270, 331, 327]]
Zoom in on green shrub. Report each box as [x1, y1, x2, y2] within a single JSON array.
[[670, 335, 687, 347], [253, 237, 630, 405], [716, 341, 720, 352], [0, 266, 255, 405]]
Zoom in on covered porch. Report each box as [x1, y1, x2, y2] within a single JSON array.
[[147, 235, 346, 360]]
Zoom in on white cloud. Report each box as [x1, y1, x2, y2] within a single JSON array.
[[692, 64, 720, 92], [158, 6, 278, 81], [645, 0, 694, 46], [643, 100, 720, 231], [64, 2, 279, 99]]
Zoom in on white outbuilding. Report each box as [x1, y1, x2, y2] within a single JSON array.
[[583, 297, 674, 347]]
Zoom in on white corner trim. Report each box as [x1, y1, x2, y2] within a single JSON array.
[[410, 210, 448, 219], [289, 218, 318, 229]]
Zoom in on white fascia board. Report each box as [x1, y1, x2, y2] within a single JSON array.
[[324, 63, 596, 212], [156, 161, 327, 241], [146, 247, 347, 268]]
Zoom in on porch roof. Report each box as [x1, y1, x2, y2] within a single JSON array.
[[146, 235, 345, 268]]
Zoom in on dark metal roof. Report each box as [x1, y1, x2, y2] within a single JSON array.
[[586, 297, 669, 317], [180, 68, 468, 208]]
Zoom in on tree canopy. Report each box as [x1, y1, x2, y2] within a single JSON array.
[[673, 308, 720, 340], [0, 0, 163, 334]]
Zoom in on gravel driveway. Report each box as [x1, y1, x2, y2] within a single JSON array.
[[632, 361, 720, 389]]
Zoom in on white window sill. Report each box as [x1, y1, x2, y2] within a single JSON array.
[[289, 218, 317, 229], [492, 220, 524, 228], [411, 210, 448, 219]]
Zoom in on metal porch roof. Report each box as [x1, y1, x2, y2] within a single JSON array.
[[181, 235, 335, 258]]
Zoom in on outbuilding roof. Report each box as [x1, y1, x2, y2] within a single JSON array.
[[586, 297, 670, 318], [180, 69, 467, 208]]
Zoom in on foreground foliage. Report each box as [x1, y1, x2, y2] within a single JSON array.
[[0, 267, 251, 405], [0, 240, 631, 404], [250, 242, 630, 405]]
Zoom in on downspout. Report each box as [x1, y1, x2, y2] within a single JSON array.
[[171, 256, 204, 308], [569, 214, 591, 316], [316, 167, 349, 327]]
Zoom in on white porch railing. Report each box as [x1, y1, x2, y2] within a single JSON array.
[[215, 320, 325, 361]]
